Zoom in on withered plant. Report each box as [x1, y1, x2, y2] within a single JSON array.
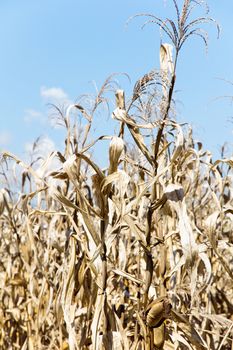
[[0, 1, 232, 349]]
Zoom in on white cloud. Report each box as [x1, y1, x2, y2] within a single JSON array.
[[23, 86, 72, 131], [24, 109, 46, 123], [0, 131, 11, 146], [24, 136, 60, 178], [39, 137, 56, 155], [24, 136, 55, 157], [40, 86, 69, 102], [40, 86, 73, 128]]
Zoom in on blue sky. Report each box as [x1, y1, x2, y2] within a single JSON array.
[[1, 0, 233, 163]]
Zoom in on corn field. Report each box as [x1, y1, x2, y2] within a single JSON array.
[[0, 1, 233, 349]]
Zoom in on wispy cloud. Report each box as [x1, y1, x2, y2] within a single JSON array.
[[24, 136, 59, 177], [0, 131, 11, 146], [40, 86, 69, 103], [24, 109, 46, 124], [23, 86, 71, 130], [24, 136, 55, 157], [40, 86, 72, 128]]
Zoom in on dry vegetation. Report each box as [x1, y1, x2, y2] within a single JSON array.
[[0, 1, 233, 349]]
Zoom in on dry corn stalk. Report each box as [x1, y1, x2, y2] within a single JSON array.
[[0, 1, 229, 350]]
